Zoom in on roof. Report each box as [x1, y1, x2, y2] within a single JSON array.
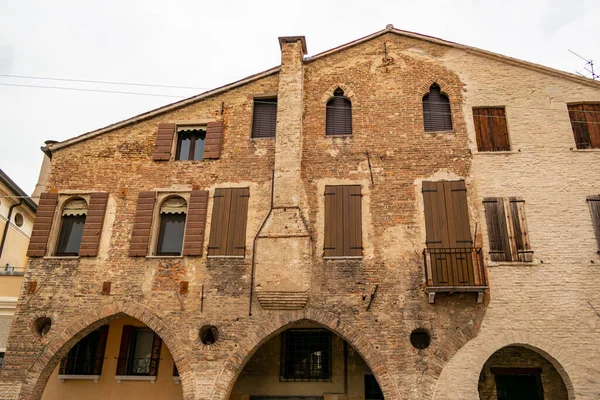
[[48, 25, 600, 152], [0, 169, 37, 213]]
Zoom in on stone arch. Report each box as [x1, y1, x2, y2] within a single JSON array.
[[321, 83, 357, 104], [431, 331, 576, 400], [211, 308, 401, 400], [417, 78, 454, 100], [21, 300, 196, 400]]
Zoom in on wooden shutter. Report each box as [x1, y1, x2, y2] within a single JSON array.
[[473, 107, 510, 152], [483, 198, 511, 261], [422, 181, 448, 249], [116, 325, 134, 375], [568, 104, 600, 149], [148, 333, 162, 377], [92, 325, 110, 375], [203, 121, 223, 159], [251, 99, 277, 138], [27, 192, 59, 257], [324, 185, 362, 257], [207, 188, 250, 256], [183, 190, 209, 256], [326, 97, 352, 135], [587, 195, 600, 252], [78, 192, 109, 257], [152, 123, 176, 161], [423, 87, 452, 131], [129, 191, 156, 257], [508, 197, 533, 262]]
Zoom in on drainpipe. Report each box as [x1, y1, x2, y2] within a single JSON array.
[[0, 199, 23, 259]]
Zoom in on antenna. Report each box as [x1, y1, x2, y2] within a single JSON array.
[[568, 49, 599, 80]]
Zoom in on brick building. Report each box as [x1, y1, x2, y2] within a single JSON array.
[[1, 25, 599, 400]]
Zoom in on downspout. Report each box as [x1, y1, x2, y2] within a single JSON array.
[[249, 169, 275, 316], [0, 200, 23, 259]]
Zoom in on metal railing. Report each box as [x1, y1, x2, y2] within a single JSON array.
[[116, 357, 156, 376], [423, 247, 486, 287], [60, 357, 99, 375]]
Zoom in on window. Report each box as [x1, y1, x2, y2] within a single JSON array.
[[0, 352, 4, 369], [156, 196, 187, 256], [473, 107, 510, 151], [251, 98, 277, 138], [207, 188, 250, 257], [423, 83, 452, 131], [323, 185, 362, 257], [56, 198, 87, 256], [59, 326, 109, 376], [14, 213, 23, 227], [587, 195, 600, 253], [326, 88, 352, 135], [116, 326, 162, 376], [483, 197, 533, 262], [175, 127, 206, 160], [492, 368, 544, 400], [568, 103, 600, 149], [281, 329, 331, 381], [365, 375, 384, 400]]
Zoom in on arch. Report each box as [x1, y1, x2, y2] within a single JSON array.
[[321, 83, 356, 103], [431, 331, 576, 400], [326, 87, 352, 135], [21, 300, 196, 400], [55, 196, 88, 256], [211, 308, 401, 400], [156, 195, 188, 256]]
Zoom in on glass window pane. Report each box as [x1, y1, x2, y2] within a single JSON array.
[[177, 134, 191, 160], [131, 328, 154, 375], [56, 215, 86, 256], [193, 130, 206, 160], [157, 213, 186, 255]]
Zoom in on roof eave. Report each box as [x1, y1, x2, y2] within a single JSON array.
[[0, 169, 37, 212]]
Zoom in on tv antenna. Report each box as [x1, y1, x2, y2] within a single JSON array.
[[569, 49, 598, 80]]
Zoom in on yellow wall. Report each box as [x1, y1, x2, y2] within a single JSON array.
[[0, 276, 23, 298], [231, 327, 374, 400], [41, 317, 183, 400]]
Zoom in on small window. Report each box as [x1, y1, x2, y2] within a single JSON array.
[[492, 368, 544, 400], [423, 84, 452, 131], [483, 197, 533, 262], [251, 98, 277, 138], [14, 213, 23, 227], [567, 103, 600, 149], [365, 375, 384, 400], [281, 329, 331, 381], [473, 107, 510, 152], [587, 195, 600, 253], [60, 326, 109, 375], [326, 88, 352, 135], [116, 326, 162, 376], [324, 185, 362, 257], [156, 197, 187, 256], [0, 352, 4, 369], [56, 198, 87, 256], [176, 127, 206, 160]]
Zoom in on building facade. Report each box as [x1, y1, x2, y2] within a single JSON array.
[[1, 25, 599, 400], [0, 169, 36, 367]]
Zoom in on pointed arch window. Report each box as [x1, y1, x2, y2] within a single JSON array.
[[423, 84, 452, 131], [326, 88, 352, 135], [56, 198, 88, 256], [156, 196, 187, 256]]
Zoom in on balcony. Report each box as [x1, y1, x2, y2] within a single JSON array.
[[58, 357, 101, 383], [423, 247, 488, 304]]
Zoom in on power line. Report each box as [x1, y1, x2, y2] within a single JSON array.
[[0, 83, 187, 99], [0, 73, 211, 90]]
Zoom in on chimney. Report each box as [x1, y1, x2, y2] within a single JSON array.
[[31, 140, 57, 204]]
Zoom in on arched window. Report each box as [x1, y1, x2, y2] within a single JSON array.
[[156, 196, 187, 256], [423, 84, 452, 131], [326, 88, 352, 135], [56, 198, 88, 256]]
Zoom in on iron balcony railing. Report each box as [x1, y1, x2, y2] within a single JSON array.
[[423, 247, 487, 288], [116, 357, 157, 376], [60, 357, 99, 375]]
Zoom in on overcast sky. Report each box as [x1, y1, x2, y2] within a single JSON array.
[[0, 0, 598, 195]]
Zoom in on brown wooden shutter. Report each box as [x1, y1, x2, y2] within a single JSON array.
[[152, 123, 176, 161], [483, 198, 511, 261], [473, 107, 510, 151], [326, 97, 352, 135], [323, 185, 362, 257], [347, 186, 363, 256], [183, 190, 209, 256], [79, 192, 109, 257], [129, 191, 156, 257], [204, 121, 223, 159], [27, 192, 58, 257], [323, 186, 338, 257], [509, 197, 533, 262], [207, 188, 249, 256], [92, 325, 110, 375], [422, 181, 448, 249], [148, 333, 162, 377], [587, 195, 600, 252], [568, 104, 600, 149], [423, 86, 452, 131], [251, 99, 277, 138], [116, 325, 134, 375], [584, 104, 600, 148]]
